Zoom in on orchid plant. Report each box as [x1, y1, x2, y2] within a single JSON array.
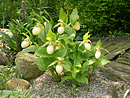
[[21, 8, 110, 85]]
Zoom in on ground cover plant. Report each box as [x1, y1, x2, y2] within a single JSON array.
[[21, 8, 110, 86], [0, 89, 34, 98]]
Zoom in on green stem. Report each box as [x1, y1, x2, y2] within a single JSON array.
[[50, 70, 59, 82], [3, 16, 4, 28], [90, 67, 95, 82]]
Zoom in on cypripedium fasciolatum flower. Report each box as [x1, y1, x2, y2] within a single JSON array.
[[95, 49, 101, 59], [56, 62, 63, 74], [84, 42, 91, 50], [47, 43, 54, 54], [21, 38, 30, 48], [57, 24, 64, 34], [44, 22, 47, 26], [32, 23, 42, 35], [73, 22, 80, 30], [55, 44, 61, 50]]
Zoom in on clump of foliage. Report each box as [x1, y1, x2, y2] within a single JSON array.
[[21, 8, 110, 86], [0, 16, 37, 64]]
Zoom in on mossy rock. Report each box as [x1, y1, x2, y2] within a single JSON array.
[[15, 52, 43, 81], [0, 53, 8, 65], [4, 78, 30, 90]]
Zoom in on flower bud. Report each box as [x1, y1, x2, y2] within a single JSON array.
[[47, 43, 54, 54], [32, 23, 42, 35], [73, 22, 80, 30], [56, 62, 63, 74], [84, 42, 91, 50], [95, 50, 101, 59], [57, 24, 64, 34], [21, 38, 30, 48]]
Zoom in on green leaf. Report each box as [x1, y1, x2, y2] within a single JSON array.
[[70, 8, 78, 25], [35, 57, 55, 71], [61, 76, 72, 83], [74, 60, 81, 67], [0, 32, 16, 50], [38, 29, 46, 43], [83, 31, 90, 40], [74, 66, 81, 73], [44, 22, 52, 34], [98, 58, 110, 67], [96, 39, 102, 47], [44, 9, 53, 25], [76, 75, 88, 84], [65, 27, 76, 40], [8, 23, 15, 39], [46, 29, 56, 41], [78, 43, 86, 53], [82, 59, 95, 68], [66, 30, 76, 44], [32, 10, 44, 24], [72, 72, 77, 79], [82, 71, 89, 77], [21, 45, 38, 53], [59, 8, 68, 23], [34, 47, 52, 58], [35, 57, 45, 71], [64, 59, 72, 67], [62, 63, 71, 72], [53, 48, 67, 57], [81, 60, 94, 74], [72, 66, 81, 78]]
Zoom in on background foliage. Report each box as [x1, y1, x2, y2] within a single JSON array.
[[0, 0, 130, 38]]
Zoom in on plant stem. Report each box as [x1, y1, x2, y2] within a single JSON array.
[[9, 0, 12, 19], [50, 70, 59, 82], [90, 67, 95, 82]]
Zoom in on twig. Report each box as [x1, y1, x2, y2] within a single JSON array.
[[9, 0, 12, 19], [20, 0, 29, 22]]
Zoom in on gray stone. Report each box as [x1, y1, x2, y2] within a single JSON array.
[[15, 52, 43, 81], [4, 78, 30, 90]]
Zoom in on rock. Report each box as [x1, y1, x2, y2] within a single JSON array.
[[4, 78, 30, 90], [15, 52, 43, 81], [0, 53, 8, 65], [107, 85, 118, 98]]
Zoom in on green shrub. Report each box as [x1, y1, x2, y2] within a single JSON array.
[[0, 0, 22, 28], [0, 0, 129, 37]]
